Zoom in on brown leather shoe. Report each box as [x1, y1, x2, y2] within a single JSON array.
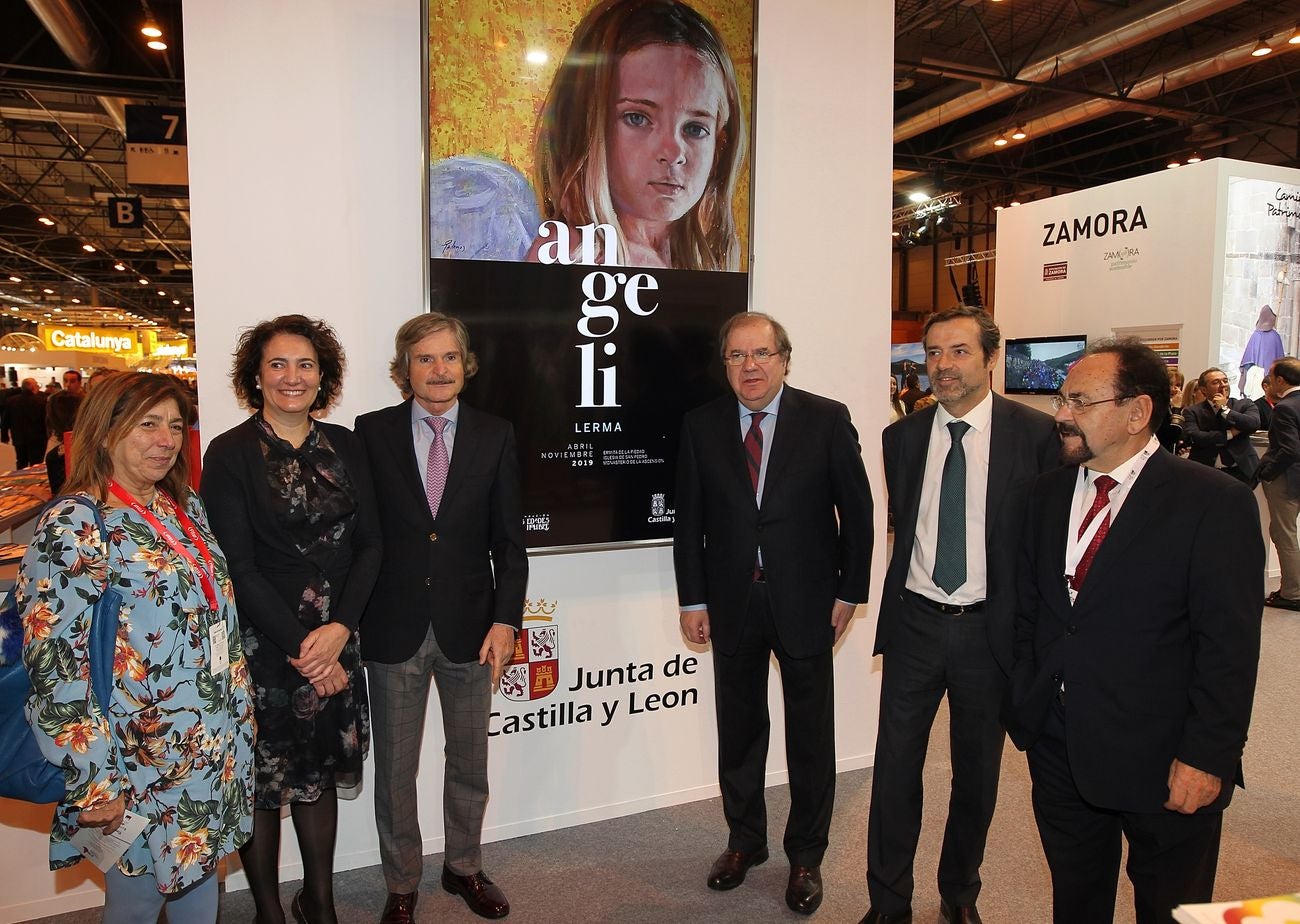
[[706, 846, 770, 890], [786, 865, 823, 915], [939, 899, 983, 924], [441, 865, 510, 919], [859, 909, 913, 924], [379, 891, 417, 924]]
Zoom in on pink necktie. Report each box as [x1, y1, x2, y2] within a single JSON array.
[[424, 416, 449, 518], [1070, 474, 1117, 591]]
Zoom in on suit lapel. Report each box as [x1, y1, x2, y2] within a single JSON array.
[[441, 401, 481, 509], [761, 388, 802, 507], [985, 396, 1015, 545], [387, 399, 430, 514], [895, 407, 935, 540], [1074, 450, 1170, 603]]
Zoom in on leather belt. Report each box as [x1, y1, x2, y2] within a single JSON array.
[[907, 589, 984, 616]]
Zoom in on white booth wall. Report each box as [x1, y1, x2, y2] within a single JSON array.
[[0, 0, 893, 919], [992, 157, 1300, 405], [992, 157, 1300, 580]]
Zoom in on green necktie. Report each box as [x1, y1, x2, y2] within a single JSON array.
[[933, 420, 971, 595]]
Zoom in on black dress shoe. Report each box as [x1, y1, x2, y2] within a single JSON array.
[[706, 846, 770, 890], [441, 865, 510, 919], [379, 891, 417, 924], [1265, 590, 1300, 610], [940, 899, 983, 924], [786, 865, 823, 915], [859, 908, 913, 924]]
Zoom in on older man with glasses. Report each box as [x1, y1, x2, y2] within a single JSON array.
[[1010, 339, 1262, 924]]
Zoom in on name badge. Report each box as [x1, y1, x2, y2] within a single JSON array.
[[209, 621, 229, 675]]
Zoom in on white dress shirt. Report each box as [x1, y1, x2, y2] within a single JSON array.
[[906, 390, 993, 605]]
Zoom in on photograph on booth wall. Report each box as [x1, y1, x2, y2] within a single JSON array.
[[427, 0, 756, 550], [1218, 176, 1300, 400]]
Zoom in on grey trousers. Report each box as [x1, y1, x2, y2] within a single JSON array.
[[1263, 476, 1300, 599], [368, 623, 492, 891]]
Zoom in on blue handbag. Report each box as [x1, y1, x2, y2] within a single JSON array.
[[0, 496, 119, 804]]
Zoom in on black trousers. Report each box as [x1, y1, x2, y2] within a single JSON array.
[[711, 582, 835, 867], [14, 438, 43, 469], [1027, 702, 1223, 924], [866, 591, 1006, 912]]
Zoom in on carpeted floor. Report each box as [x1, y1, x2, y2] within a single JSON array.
[[30, 606, 1300, 923]]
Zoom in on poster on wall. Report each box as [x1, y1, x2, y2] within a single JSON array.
[[427, 0, 756, 551], [1218, 176, 1300, 398]]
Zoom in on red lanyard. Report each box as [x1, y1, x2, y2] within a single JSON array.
[[108, 480, 220, 614]]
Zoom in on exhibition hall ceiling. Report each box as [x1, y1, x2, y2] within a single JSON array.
[[895, 0, 1300, 240], [3, 1, 1300, 332]]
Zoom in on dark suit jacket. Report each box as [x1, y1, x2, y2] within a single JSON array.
[[876, 393, 1059, 674], [355, 399, 528, 664], [4, 390, 47, 448], [1257, 389, 1300, 498], [1254, 395, 1273, 431], [1010, 450, 1263, 813], [1184, 398, 1261, 478], [672, 386, 874, 659], [200, 417, 383, 657]]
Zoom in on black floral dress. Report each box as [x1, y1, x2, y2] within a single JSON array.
[[244, 417, 370, 808]]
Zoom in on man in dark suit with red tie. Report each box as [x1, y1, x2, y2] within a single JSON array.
[[1011, 339, 1263, 924], [673, 311, 874, 916], [357, 313, 528, 922], [862, 306, 1059, 924]]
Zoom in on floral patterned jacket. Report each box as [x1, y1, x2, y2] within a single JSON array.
[[19, 492, 255, 892]]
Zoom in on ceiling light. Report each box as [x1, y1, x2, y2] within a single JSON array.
[[1166, 159, 1181, 168], [993, 204, 1004, 211], [37, 216, 55, 226], [139, 277, 150, 285], [891, 230, 900, 237], [1009, 199, 1022, 207], [172, 299, 181, 305], [147, 40, 168, 51], [70, 298, 80, 304], [1290, 25, 1300, 45], [42, 288, 54, 294], [993, 131, 1009, 147], [6, 276, 19, 283], [157, 290, 166, 296], [1186, 152, 1202, 164], [525, 49, 548, 65], [908, 191, 930, 203], [184, 306, 192, 312], [1010, 126, 1027, 140], [141, 23, 163, 38], [1251, 37, 1271, 57], [53, 307, 62, 313], [81, 243, 95, 252]]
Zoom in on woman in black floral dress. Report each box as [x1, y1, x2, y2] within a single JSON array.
[[201, 316, 380, 924]]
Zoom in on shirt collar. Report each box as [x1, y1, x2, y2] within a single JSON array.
[[1090, 434, 1160, 485], [935, 389, 993, 433], [737, 385, 784, 421], [412, 398, 460, 428]]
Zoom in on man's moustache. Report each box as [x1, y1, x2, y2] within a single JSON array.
[[1057, 424, 1083, 438]]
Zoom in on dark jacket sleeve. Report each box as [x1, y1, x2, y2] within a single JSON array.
[[488, 422, 528, 630], [830, 403, 874, 604], [1259, 400, 1300, 485], [672, 416, 707, 609], [1177, 479, 1264, 782], [200, 429, 310, 657]]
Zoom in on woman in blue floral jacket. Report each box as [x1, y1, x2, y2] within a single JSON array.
[[18, 372, 255, 923]]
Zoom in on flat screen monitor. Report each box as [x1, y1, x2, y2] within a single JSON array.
[[1004, 335, 1088, 395]]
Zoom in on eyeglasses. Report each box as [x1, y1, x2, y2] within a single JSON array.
[[1050, 394, 1135, 413], [723, 348, 784, 366]]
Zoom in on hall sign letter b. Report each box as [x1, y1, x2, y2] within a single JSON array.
[[108, 197, 144, 228]]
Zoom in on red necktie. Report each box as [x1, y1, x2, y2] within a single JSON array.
[[744, 412, 766, 494], [1070, 474, 1117, 591]]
